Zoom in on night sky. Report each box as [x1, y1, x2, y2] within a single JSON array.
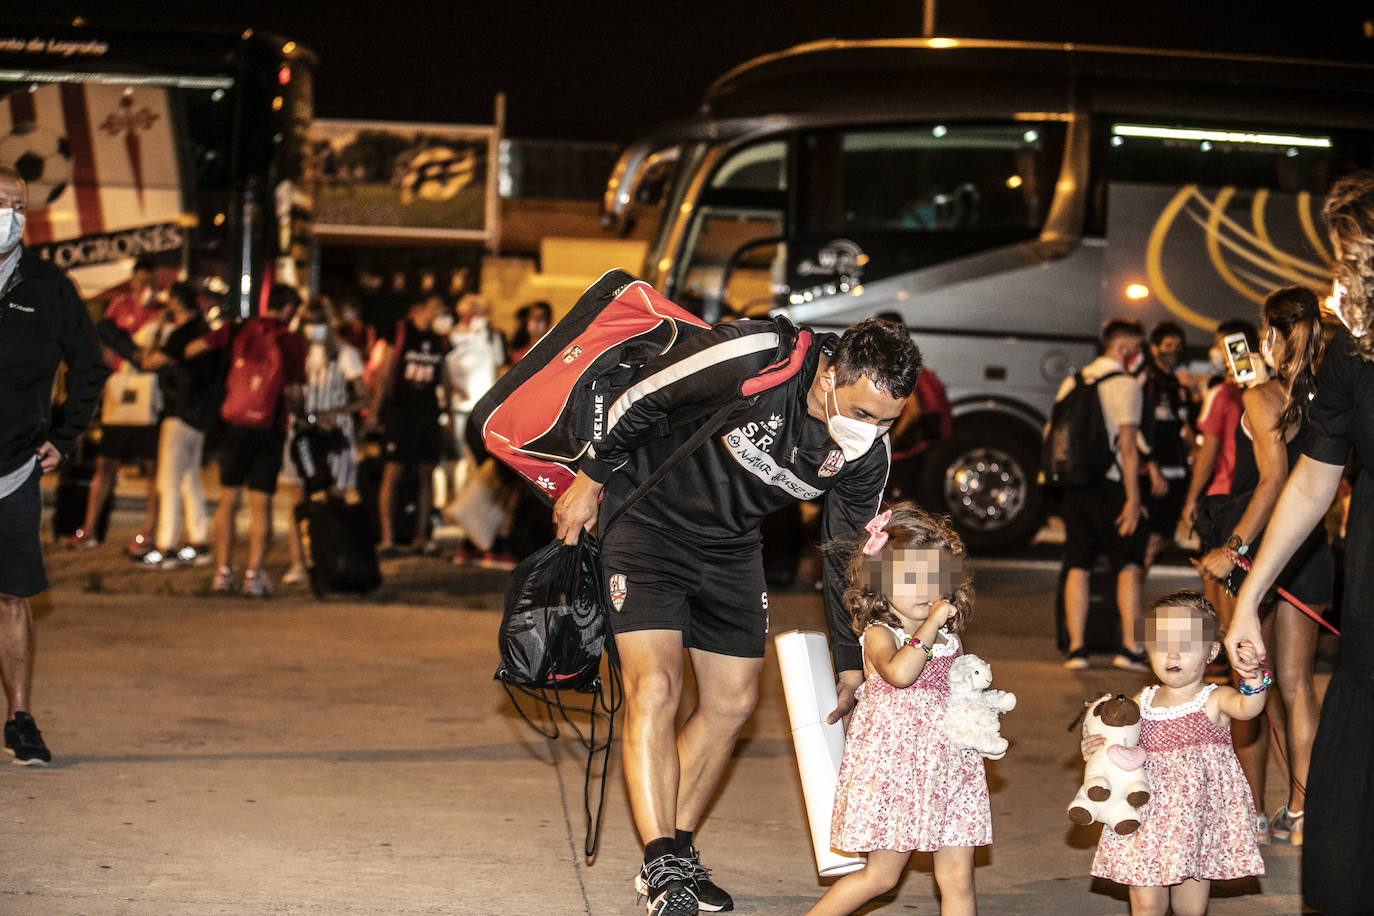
[[21, 1, 1374, 143]]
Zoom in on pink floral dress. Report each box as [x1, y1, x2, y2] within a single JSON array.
[[830, 626, 992, 852], [1093, 684, 1264, 885]]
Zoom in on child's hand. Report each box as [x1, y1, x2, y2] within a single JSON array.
[[1235, 641, 1261, 668], [1081, 733, 1106, 762], [929, 598, 957, 629]]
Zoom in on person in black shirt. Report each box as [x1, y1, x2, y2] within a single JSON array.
[[374, 295, 448, 554], [554, 316, 919, 914], [137, 282, 218, 568], [1140, 321, 1195, 570], [0, 166, 110, 765]]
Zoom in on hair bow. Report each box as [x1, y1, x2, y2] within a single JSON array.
[[862, 509, 893, 556]]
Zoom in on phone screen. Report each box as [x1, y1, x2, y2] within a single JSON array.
[[1225, 333, 1255, 383]]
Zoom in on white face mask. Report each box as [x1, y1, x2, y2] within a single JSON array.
[[825, 372, 883, 461], [305, 324, 328, 343], [1332, 280, 1365, 338], [1260, 328, 1278, 368], [0, 208, 24, 253]]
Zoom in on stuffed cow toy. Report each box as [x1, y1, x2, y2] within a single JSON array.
[[943, 654, 1016, 759], [1069, 693, 1151, 835]]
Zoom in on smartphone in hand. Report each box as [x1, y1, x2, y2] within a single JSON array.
[[1223, 331, 1258, 386]]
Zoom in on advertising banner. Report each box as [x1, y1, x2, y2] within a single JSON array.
[[309, 118, 496, 244], [0, 82, 187, 296]]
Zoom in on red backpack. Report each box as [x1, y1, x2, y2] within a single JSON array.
[[221, 319, 287, 429]]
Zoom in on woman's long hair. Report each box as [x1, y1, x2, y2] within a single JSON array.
[[1323, 169, 1374, 361], [1263, 285, 1325, 434]]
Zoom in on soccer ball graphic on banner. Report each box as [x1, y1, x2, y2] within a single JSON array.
[[0, 124, 73, 208], [400, 145, 476, 205]]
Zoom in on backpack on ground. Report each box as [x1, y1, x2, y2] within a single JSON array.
[[293, 495, 382, 598], [1040, 370, 1122, 488], [222, 320, 286, 429]]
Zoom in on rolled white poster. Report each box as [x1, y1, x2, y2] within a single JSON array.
[[774, 629, 866, 877]]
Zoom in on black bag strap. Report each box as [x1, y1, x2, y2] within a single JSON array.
[[597, 317, 807, 535], [600, 397, 742, 535]]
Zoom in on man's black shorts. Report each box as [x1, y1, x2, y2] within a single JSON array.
[[0, 464, 48, 598], [1146, 476, 1189, 540], [383, 411, 443, 466], [99, 424, 158, 463], [1062, 478, 1150, 571], [219, 424, 286, 493], [600, 520, 770, 658]]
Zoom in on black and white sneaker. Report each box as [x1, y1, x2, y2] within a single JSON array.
[[680, 846, 733, 912], [4, 711, 52, 766], [636, 853, 699, 916]]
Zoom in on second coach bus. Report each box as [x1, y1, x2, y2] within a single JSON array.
[[601, 38, 1374, 549]]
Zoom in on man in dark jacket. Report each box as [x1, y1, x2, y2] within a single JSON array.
[[0, 165, 110, 765], [555, 316, 919, 915]]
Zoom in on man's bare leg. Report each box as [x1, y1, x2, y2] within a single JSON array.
[[616, 629, 686, 845], [0, 593, 33, 719], [675, 648, 763, 832], [247, 490, 273, 573]]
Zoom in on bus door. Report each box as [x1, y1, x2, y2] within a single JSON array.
[[667, 138, 788, 321]]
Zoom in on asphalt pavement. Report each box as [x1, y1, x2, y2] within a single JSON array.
[[0, 482, 1323, 915]]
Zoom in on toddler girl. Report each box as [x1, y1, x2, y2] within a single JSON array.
[[807, 503, 987, 916], [1086, 590, 1267, 915]]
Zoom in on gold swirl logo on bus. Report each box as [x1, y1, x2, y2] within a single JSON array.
[[1145, 184, 1334, 332]]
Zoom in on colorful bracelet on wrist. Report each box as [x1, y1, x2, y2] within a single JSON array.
[[905, 634, 933, 661], [1237, 669, 1273, 695]]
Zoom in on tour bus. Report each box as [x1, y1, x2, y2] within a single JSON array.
[[0, 24, 313, 314], [602, 38, 1374, 550]]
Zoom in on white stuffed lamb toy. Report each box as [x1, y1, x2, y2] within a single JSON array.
[[944, 654, 1016, 759]]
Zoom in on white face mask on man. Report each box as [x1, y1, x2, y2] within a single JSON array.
[[825, 371, 883, 461], [0, 207, 24, 253]]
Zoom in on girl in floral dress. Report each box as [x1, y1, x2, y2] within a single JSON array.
[[807, 503, 988, 916], [1087, 591, 1268, 915]]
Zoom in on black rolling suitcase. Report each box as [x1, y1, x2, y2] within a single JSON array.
[[294, 497, 382, 598]]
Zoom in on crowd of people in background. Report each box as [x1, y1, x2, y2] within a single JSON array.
[[59, 255, 557, 595], [1051, 280, 1355, 858]]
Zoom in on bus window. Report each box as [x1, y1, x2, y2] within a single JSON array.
[[671, 139, 788, 319], [790, 122, 1065, 292]]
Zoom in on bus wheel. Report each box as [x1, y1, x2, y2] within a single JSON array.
[[918, 420, 1044, 553]]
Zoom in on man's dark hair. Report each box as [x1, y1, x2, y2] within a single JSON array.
[[1101, 318, 1145, 349], [830, 317, 921, 399], [167, 281, 197, 311], [1149, 321, 1185, 346], [266, 282, 302, 315], [133, 256, 156, 274], [1215, 318, 1259, 352]]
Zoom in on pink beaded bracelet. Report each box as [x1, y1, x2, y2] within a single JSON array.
[[905, 634, 933, 661]]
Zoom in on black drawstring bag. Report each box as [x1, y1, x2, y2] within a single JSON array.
[[494, 532, 622, 859], [497, 533, 610, 694]]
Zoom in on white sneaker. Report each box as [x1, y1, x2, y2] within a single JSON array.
[[282, 564, 309, 586], [242, 569, 274, 598], [1255, 812, 1271, 845]]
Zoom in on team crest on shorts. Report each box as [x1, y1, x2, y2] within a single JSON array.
[[818, 449, 845, 477], [608, 573, 627, 611]]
